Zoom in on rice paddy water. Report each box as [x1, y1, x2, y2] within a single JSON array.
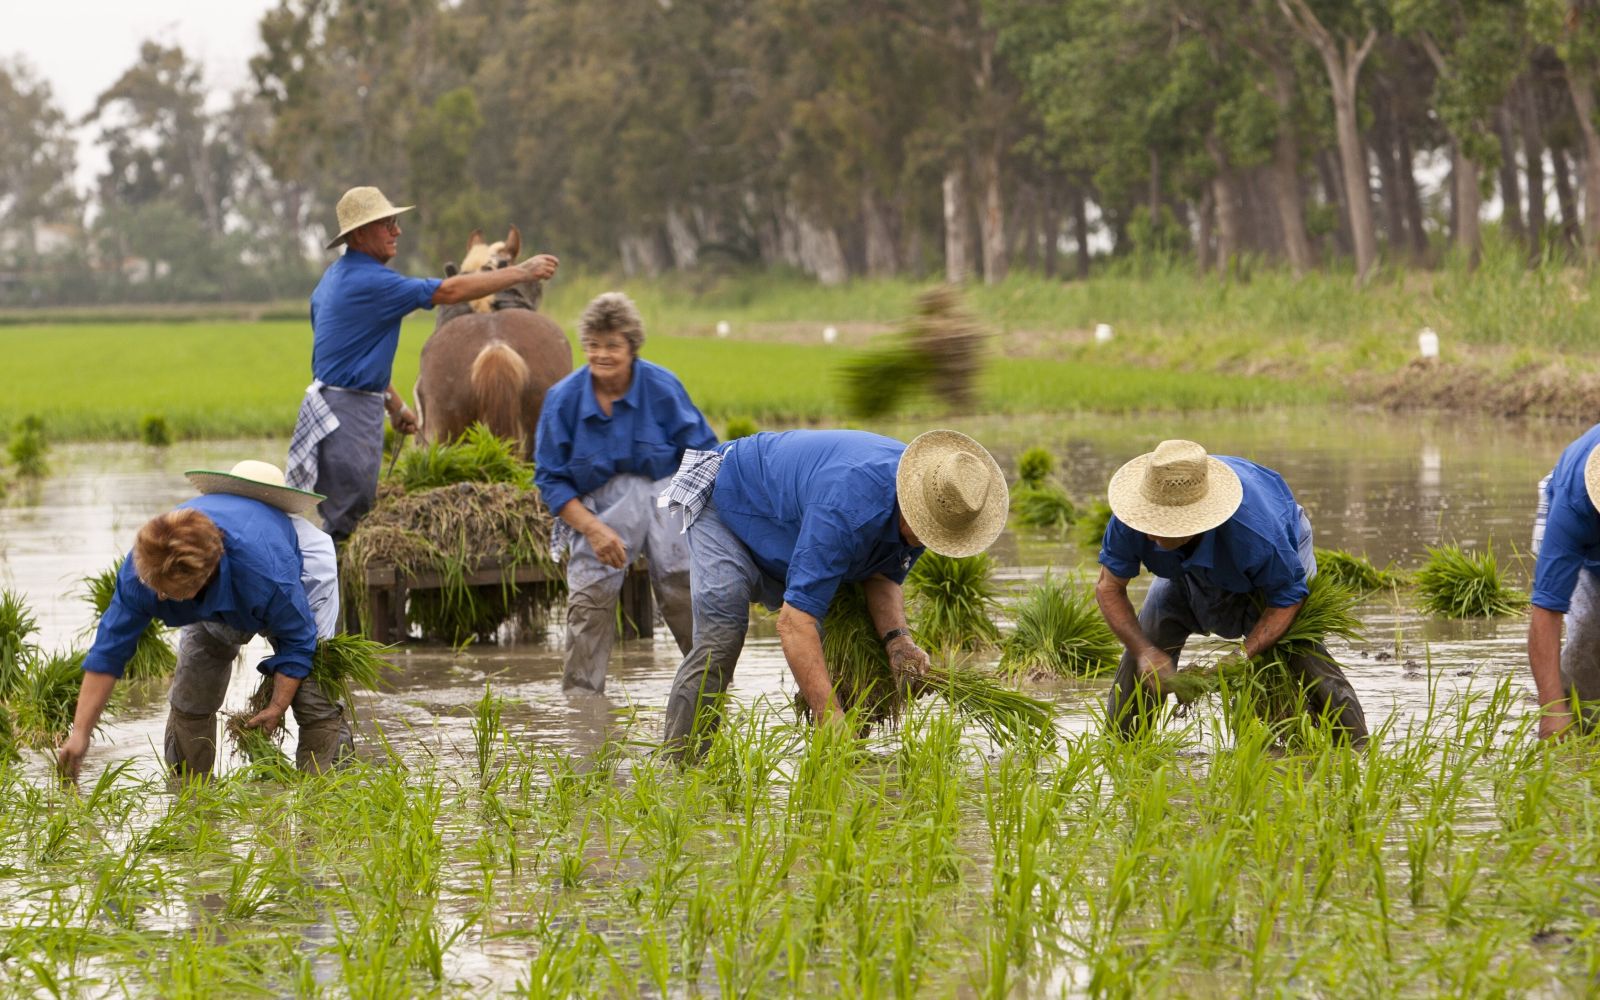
[[0, 411, 1592, 995]]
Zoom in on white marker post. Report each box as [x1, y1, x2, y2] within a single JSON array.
[[1418, 327, 1439, 359], [822, 325, 838, 344], [1094, 323, 1113, 343], [716, 321, 730, 338]]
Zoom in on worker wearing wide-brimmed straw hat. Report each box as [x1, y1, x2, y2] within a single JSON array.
[[1094, 440, 1367, 741], [1527, 423, 1600, 741], [57, 461, 355, 781], [659, 428, 1009, 758], [286, 185, 561, 540]]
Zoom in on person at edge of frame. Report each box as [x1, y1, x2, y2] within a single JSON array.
[[1527, 422, 1600, 740]]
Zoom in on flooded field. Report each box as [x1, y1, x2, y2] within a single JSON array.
[[1, 410, 1595, 997]]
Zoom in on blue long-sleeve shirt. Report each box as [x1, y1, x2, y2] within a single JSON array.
[[83, 494, 319, 680], [309, 249, 441, 391], [711, 430, 924, 618], [534, 358, 718, 515], [1532, 423, 1600, 613], [1098, 456, 1310, 608]]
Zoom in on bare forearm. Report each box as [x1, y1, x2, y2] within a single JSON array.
[[1529, 607, 1568, 706], [68, 672, 118, 741], [862, 575, 908, 637], [557, 498, 602, 535], [266, 672, 303, 713], [1095, 569, 1153, 655], [1242, 602, 1301, 658], [433, 268, 527, 305], [777, 604, 839, 721]]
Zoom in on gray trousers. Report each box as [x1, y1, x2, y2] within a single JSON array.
[[1561, 571, 1600, 725], [166, 622, 354, 775], [663, 501, 786, 757], [313, 387, 386, 541], [1106, 514, 1368, 741], [562, 474, 694, 693]]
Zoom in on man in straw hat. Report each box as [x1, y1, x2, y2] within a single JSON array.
[[56, 461, 353, 781], [287, 185, 560, 540], [1095, 439, 1366, 740], [659, 428, 1009, 757], [1527, 423, 1600, 739]]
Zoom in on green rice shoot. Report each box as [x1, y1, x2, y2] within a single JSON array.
[[998, 575, 1120, 679], [388, 422, 534, 492], [7, 415, 47, 478], [1414, 544, 1528, 619], [10, 650, 87, 749], [906, 552, 1001, 654], [307, 634, 398, 716], [723, 416, 758, 441], [1010, 484, 1077, 535], [1074, 499, 1114, 550], [1017, 447, 1056, 488], [1315, 547, 1407, 593], [78, 560, 176, 680], [0, 589, 39, 700]]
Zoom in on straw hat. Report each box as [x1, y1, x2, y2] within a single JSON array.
[[1106, 439, 1243, 538], [1586, 444, 1600, 510], [325, 186, 414, 249], [896, 430, 1009, 558], [185, 460, 325, 518]]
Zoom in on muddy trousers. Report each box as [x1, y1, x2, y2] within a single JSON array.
[[562, 475, 695, 693], [166, 622, 354, 776], [662, 500, 786, 758], [1556, 569, 1600, 727]]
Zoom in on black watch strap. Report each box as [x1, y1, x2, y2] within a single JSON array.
[[880, 626, 913, 647]]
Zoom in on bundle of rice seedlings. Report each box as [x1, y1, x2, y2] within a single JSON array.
[[809, 585, 1055, 744], [724, 416, 759, 441], [1161, 574, 1364, 716], [1074, 499, 1115, 550], [906, 552, 1001, 653], [0, 703, 19, 765], [0, 589, 39, 699], [840, 347, 936, 419], [840, 286, 986, 419], [11, 650, 86, 749], [7, 415, 48, 478], [224, 711, 294, 773], [1017, 447, 1056, 488], [1414, 544, 1528, 619], [227, 634, 395, 762], [1314, 547, 1407, 593], [389, 423, 534, 492], [998, 576, 1119, 679], [1011, 484, 1077, 535], [138, 414, 171, 447], [78, 561, 176, 679]]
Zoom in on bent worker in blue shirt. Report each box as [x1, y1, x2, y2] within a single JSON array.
[[1527, 422, 1600, 739], [56, 461, 352, 780], [1095, 439, 1367, 740], [660, 428, 1010, 758], [535, 292, 718, 693], [286, 185, 559, 539]]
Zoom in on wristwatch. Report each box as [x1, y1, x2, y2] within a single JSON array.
[[880, 626, 913, 648]]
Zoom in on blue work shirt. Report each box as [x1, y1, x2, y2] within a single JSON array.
[[1532, 422, 1600, 613], [82, 494, 319, 680], [712, 430, 924, 618], [535, 359, 718, 515], [309, 249, 442, 391], [1098, 456, 1309, 607]]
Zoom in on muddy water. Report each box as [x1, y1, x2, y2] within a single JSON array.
[[0, 411, 1573, 785]]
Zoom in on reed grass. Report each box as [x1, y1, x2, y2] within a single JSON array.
[[905, 552, 1002, 654], [1314, 547, 1408, 592], [998, 576, 1120, 679], [78, 561, 176, 680], [1414, 544, 1529, 618], [388, 423, 534, 492]]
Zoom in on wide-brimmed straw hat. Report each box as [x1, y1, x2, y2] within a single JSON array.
[[896, 430, 1009, 558], [185, 460, 325, 517], [1107, 439, 1243, 538], [326, 186, 414, 249], [1586, 445, 1600, 510]]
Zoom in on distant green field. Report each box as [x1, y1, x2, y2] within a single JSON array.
[[0, 316, 1319, 441]]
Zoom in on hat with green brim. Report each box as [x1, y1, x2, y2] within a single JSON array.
[[185, 460, 325, 518]]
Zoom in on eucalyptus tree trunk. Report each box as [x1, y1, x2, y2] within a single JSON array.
[[1521, 79, 1547, 259], [1563, 59, 1600, 260], [1265, 57, 1314, 273], [943, 168, 973, 283], [861, 189, 899, 277], [1072, 187, 1091, 279], [1452, 146, 1483, 267], [976, 143, 1008, 284], [1495, 108, 1525, 241]]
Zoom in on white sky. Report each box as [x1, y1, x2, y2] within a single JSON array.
[[6, 0, 277, 193]]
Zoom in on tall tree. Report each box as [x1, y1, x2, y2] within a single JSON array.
[[0, 59, 81, 261]]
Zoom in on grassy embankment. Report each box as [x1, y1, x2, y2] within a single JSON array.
[[6, 232, 1598, 440]]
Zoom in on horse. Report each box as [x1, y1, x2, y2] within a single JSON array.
[[414, 226, 573, 455]]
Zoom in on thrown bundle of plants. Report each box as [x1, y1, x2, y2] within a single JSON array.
[[388, 423, 534, 492], [1414, 544, 1528, 619], [1074, 499, 1115, 550], [1160, 574, 1364, 718], [840, 285, 986, 418], [906, 552, 1001, 653], [810, 584, 1055, 744], [998, 575, 1119, 680], [78, 560, 176, 679], [1314, 547, 1407, 593]]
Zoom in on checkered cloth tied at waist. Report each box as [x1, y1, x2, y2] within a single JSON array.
[[285, 382, 340, 491], [657, 447, 726, 532]]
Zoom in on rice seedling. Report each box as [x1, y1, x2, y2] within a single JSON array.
[[905, 552, 1001, 653], [1074, 498, 1115, 550], [10, 649, 87, 748], [0, 589, 39, 699], [307, 634, 397, 713], [814, 584, 1054, 743], [1010, 484, 1077, 534], [1315, 547, 1407, 592], [7, 414, 47, 478], [78, 561, 176, 680], [388, 422, 534, 492], [1017, 446, 1056, 488], [137, 414, 171, 447], [998, 575, 1120, 679], [724, 416, 758, 441], [1414, 544, 1528, 618]]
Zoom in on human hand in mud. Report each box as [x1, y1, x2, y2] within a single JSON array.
[[586, 521, 628, 569], [56, 733, 88, 782], [244, 704, 287, 736], [520, 254, 559, 282], [887, 635, 931, 684], [1136, 647, 1176, 695]]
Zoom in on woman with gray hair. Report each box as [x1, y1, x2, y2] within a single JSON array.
[[534, 292, 718, 693]]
